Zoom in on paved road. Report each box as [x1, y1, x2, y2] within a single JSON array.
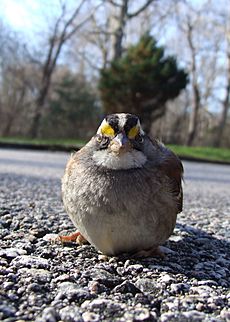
[[0, 147, 230, 181], [0, 148, 68, 179]]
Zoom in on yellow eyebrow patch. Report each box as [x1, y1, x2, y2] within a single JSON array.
[[101, 123, 115, 136], [128, 126, 139, 139]]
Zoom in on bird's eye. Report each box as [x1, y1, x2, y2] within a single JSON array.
[[135, 134, 144, 143], [97, 135, 103, 143], [97, 135, 110, 148]]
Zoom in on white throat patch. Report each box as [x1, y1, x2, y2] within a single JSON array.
[[92, 150, 147, 170]]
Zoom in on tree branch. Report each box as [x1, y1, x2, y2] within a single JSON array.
[[127, 0, 155, 19], [108, 0, 122, 7], [46, 1, 103, 76], [77, 49, 101, 71], [63, 2, 104, 42]]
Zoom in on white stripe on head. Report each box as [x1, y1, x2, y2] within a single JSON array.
[[137, 119, 145, 135], [117, 113, 128, 129], [118, 113, 145, 135]]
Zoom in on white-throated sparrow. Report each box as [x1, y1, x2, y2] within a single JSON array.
[[61, 113, 183, 256]]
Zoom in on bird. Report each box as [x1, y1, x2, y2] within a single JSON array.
[[61, 113, 183, 257]]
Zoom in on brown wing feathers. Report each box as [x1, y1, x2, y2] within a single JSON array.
[[159, 152, 183, 213]]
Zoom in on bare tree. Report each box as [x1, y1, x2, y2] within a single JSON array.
[[0, 24, 36, 136], [214, 59, 230, 146], [30, 0, 103, 138], [171, 1, 223, 146], [109, 0, 155, 60], [172, 3, 202, 146], [75, 0, 156, 72], [213, 10, 230, 147], [77, 14, 113, 70], [185, 18, 201, 146]]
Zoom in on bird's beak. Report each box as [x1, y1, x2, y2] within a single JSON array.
[[109, 132, 131, 154]]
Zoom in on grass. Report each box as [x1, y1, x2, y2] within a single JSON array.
[[0, 136, 86, 147], [0, 136, 229, 163], [168, 145, 230, 163]]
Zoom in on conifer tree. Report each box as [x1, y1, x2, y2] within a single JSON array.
[[99, 33, 188, 132]]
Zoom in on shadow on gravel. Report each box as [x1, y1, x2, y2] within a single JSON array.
[[130, 223, 230, 288]]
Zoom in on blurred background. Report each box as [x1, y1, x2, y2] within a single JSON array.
[[0, 0, 229, 150]]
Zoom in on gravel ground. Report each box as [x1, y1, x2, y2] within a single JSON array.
[[0, 149, 229, 322]]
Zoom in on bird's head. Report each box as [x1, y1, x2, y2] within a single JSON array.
[[92, 113, 147, 170]]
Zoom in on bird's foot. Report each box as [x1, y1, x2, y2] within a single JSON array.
[[133, 246, 165, 259], [59, 231, 88, 245]]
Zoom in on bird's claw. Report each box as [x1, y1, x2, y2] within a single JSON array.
[[58, 231, 88, 245]]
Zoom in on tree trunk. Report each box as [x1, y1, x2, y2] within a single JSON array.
[[112, 0, 128, 60], [214, 52, 230, 147], [187, 84, 200, 146], [112, 0, 154, 60], [186, 21, 201, 146]]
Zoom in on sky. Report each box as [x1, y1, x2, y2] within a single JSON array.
[[0, 0, 64, 41], [1, 0, 41, 30], [0, 0, 206, 33]]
